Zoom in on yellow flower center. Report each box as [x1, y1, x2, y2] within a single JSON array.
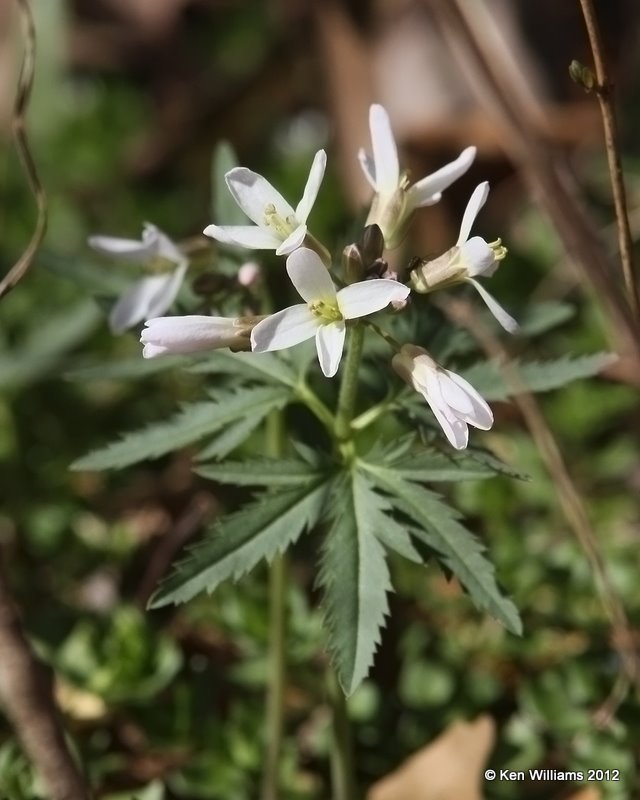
[[308, 299, 343, 324], [264, 204, 296, 238], [488, 238, 508, 261]]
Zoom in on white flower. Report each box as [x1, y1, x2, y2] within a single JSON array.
[[141, 315, 257, 358], [392, 344, 493, 449], [359, 104, 476, 248], [203, 150, 326, 256], [251, 247, 410, 377], [89, 223, 187, 334], [410, 182, 518, 333]]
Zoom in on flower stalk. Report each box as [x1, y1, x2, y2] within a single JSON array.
[[327, 665, 357, 800], [334, 323, 366, 444], [261, 409, 288, 800]]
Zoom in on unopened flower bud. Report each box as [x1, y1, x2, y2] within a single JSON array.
[[342, 243, 364, 284], [361, 224, 385, 264], [191, 272, 231, 296], [238, 261, 262, 288]]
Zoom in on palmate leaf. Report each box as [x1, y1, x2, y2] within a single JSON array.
[[150, 478, 330, 607], [72, 386, 289, 471], [366, 435, 528, 481], [318, 472, 393, 696], [66, 354, 194, 382], [196, 456, 326, 487], [359, 460, 522, 634], [190, 350, 297, 388], [460, 352, 617, 402]]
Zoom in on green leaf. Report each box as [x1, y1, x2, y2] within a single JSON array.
[[518, 301, 575, 337], [66, 355, 195, 382], [190, 350, 297, 388], [359, 460, 522, 634], [196, 457, 325, 487], [150, 480, 329, 607], [318, 472, 392, 695], [212, 141, 246, 225], [460, 352, 617, 401], [0, 301, 100, 390], [196, 414, 268, 461], [367, 436, 528, 482], [72, 386, 289, 471]]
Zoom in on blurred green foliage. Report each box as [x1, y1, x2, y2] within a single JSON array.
[[1, 2, 639, 799]]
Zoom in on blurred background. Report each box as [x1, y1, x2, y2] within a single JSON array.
[[1, 1, 640, 798]]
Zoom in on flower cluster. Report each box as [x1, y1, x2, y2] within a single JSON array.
[[90, 105, 518, 449]]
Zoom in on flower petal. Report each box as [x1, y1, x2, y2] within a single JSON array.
[[251, 305, 317, 352], [467, 278, 519, 333], [337, 279, 409, 319], [141, 314, 240, 356], [447, 371, 494, 430], [145, 262, 188, 319], [357, 148, 377, 190], [286, 247, 336, 303], [152, 227, 185, 264], [203, 224, 282, 249], [88, 233, 158, 261], [438, 372, 474, 415], [430, 402, 469, 449], [369, 104, 399, 194], [408, 146, 476, 209], [315, 321, 346, 377], [460, 237, 497, 277], [109, 275, 174, 333], [295, 150, 327, 223], [423, 371, 469, 449], [276, 224, 307, 256], [225, 168, 295, 226], [457, 182, 490, 246], [142, 343, 169, 358]]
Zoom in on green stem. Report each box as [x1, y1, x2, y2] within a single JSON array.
[[296, 383, 335, 432], [327, 666, 357, 800], [261, 412, 287, 800], [335, 323, 366, 443]]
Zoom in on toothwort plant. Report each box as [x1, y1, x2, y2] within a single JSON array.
[[76, 103, 615, 798]]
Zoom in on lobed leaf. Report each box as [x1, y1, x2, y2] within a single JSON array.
[[72, 386, 289, 471], [190, 350, 298, 387], [318, 473, 393, 695], [196, 457, 325, 487], [150, 479, 329, 607], [460, 353, 617, 402], [359, 461, 522, 634]]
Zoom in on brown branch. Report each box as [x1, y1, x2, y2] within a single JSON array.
[[426, 0, 640, 359], [577, 0, 640, 320], [0, 557, 92, 800], [0, 0, 48, 301]]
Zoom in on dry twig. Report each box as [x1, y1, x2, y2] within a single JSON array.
[[427, 0, 640, 358], [577, 0, 640, 319], [438, 296, 640, 719], [0, 0, 47, 300], [0, 558, 91, 800]]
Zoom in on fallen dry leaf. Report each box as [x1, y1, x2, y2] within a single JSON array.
[[368, 715, 496, 800], [565, 789, 602, 800]]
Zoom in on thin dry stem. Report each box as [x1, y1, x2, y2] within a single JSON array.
[[427, 0, 640, 358], [0, 558, 91, 800], [439, 296, 640, 711], [0, 0, 47, 300], [577, 0, 640, 319]]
